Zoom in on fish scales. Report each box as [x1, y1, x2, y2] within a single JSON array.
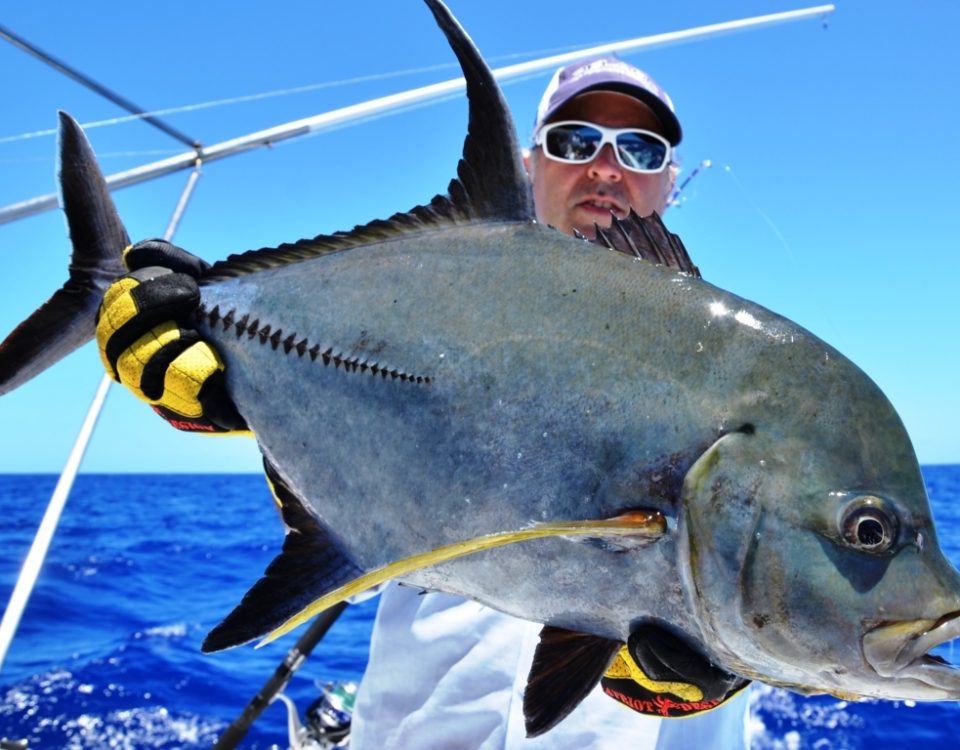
[[194, 222, 915, 640]]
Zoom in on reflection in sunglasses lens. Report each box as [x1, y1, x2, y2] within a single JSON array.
[[546, 127, 599, 161], [544, 124, 666, 172]]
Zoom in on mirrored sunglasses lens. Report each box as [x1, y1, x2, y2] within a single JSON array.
[[545, 124, 601, 162], [616, 132, 667, 171]]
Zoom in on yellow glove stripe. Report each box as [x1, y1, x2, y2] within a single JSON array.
[[160, 342, 224, 419], [115, 321, 181, 400], [96, 277, 142, 374], [604, 646, 704, 702]]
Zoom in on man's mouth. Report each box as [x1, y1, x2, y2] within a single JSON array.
[[577, 197, 625, 216]]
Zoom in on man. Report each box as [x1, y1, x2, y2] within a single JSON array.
[[97, 57, 750, 748], [347, 58, 750, 750], [526, 56, 679, 240]]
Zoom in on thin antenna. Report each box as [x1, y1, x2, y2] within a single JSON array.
[[0, 22, 201, 150]]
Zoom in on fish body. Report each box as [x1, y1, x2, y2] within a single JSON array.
[[2, 0, 960, 730], [199, 218, 953, 701]]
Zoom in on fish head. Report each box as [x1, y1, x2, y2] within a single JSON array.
[[678, 420, 960, 701]]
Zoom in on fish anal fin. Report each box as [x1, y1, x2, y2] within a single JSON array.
[[524, 625, 622, 738], [202, 461, 362, 652]]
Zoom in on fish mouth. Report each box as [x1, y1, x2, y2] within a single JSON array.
[[862, 611, 960, 698]]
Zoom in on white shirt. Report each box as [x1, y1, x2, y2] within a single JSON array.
[[351, 582, 751, 749]]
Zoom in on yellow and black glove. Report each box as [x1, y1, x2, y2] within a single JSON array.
[[96, 239, 248, 434], [600, 623, 749, 718]]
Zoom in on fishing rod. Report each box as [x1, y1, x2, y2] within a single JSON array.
[[212, 602, 349, 750], [668, 159, 713, 208], [0, 4, 834, 225]]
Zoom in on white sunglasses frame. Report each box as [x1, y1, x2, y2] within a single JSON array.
[[533, 120, 672, 174]]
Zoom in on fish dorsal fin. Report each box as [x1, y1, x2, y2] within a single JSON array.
[[203, 0, 533, 284], [593, 210, 701, 277], [524, 626, 623, 737], [424, 0, 535, 222], [202, 460, 363, 652]]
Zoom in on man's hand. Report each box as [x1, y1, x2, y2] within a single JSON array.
[[600, 623, 749, 717], [96, 239, 248, 433]]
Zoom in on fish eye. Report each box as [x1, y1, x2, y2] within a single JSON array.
[[839, 496, 899, 554]]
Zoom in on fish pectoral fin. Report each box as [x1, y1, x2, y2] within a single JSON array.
[[575, 509, 667, 552], [254, 511, 667, 650], [599, 622, 750, 717], [523, 626, 623, 738], [201, 462, 363, 653]]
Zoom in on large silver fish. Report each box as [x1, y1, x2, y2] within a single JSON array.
[[2, 0, 960, 736]]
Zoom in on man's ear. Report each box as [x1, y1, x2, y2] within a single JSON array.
[[522, 147, 533, 176]]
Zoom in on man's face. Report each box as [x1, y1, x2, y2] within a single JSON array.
[[526, 91, 675, 239]]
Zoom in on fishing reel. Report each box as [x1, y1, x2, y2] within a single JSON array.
[[303, 681, 357, 747]]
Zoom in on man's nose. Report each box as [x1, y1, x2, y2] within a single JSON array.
[[587, 144, 622, 182]]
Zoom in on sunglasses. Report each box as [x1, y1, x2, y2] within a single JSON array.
[[534, 120, 671, 174]]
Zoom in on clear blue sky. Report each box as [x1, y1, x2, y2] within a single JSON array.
[[0, 0, 957, 472]]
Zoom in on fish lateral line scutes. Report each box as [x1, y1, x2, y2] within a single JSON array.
[[198, 303, 432, 385]]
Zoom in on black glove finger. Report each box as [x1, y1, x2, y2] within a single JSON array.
[[198, 369, 248, 431], [124, 238, 210, 278], [627, 623, 747, 703]]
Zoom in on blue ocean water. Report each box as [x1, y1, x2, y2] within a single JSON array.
[[2, 469, 960, 749]]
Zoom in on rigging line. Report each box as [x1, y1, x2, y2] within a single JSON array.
[[0, 149, 183, 165], [721, 164, 796, 265], [0, 21, 201, 150], [0, 39, 639, 146], [0, 161, 203, 674], [0, 63, 463, 145]]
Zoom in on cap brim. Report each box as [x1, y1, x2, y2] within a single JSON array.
[[542, 82, 682, 146]]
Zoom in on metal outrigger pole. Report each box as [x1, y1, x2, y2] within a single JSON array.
[[0, 4, 834, 226]]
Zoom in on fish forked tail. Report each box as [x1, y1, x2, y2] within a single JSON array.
[[0, 112, 129, 396]]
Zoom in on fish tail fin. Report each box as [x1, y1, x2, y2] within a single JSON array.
[[0, 112, 129, 396]]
